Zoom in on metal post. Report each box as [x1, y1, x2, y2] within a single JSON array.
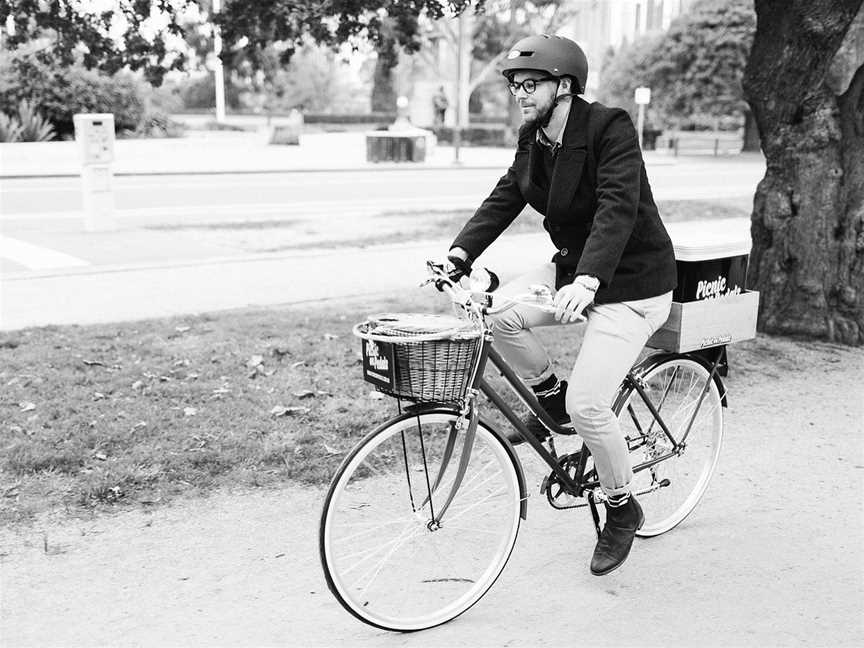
[[212, 0, 226, 124], [637, 102, 645, 150], [453, 12, 465, 165]]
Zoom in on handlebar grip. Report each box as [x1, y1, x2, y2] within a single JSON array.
[[486, 270, 500, 293]]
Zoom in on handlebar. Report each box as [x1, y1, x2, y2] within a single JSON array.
[[422, 260, 584, 321]]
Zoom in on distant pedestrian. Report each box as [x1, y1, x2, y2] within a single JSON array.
[[433, 86, 449, 125]]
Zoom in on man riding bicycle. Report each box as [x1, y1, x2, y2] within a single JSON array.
[[446, 34, 677, 576]]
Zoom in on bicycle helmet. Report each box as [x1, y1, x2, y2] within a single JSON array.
[[501, 34, 588, 94]]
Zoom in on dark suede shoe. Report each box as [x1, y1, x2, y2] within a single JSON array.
[[590, 495, 645, 576], [507, 380, 572, 445]]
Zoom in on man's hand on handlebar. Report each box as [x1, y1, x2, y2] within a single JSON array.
[[553, 281, 594, 323], [445, 254, 472, 283]]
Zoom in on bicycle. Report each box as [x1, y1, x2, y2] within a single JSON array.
[[319, 261, 727, 632]]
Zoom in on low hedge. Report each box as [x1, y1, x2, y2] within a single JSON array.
[[432, 125, 513, 147]]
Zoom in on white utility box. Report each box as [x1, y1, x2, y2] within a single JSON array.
[[648, 218, 759, 352], [73, 113, 116, 231]]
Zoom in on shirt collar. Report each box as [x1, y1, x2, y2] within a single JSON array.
[[536, 100, 571, 152]]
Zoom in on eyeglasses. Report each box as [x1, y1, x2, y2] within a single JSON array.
[[507, 77, 555, 96]]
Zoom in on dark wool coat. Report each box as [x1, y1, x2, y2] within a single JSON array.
[[450, 97, 677, 304]]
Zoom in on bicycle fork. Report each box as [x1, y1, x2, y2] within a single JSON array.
[[416, 393, 480, 528]]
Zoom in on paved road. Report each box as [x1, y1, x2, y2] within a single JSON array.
[[2, 156, 763, 217], [0, 150, 765, 330]]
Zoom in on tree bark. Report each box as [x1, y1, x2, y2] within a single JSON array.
[[371, 38, 399, 113], [743, 0, 864, 345]]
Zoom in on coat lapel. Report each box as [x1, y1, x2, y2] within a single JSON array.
[[545, 97, 591, 221]]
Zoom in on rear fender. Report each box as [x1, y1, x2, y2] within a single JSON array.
[[616, 351, 728, 411]]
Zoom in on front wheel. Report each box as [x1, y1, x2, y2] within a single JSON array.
[[615, 356, 724, 537], [319, 410, 522, 632]]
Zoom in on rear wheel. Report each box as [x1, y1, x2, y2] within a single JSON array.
[[319, 411, 522, 632], [615, 356, 724, 536]]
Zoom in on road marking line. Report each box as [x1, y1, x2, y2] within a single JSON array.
[[0, 235, 90, 270], [0, 195, 484, 222]]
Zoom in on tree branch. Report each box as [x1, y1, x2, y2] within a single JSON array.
[[469, 49, 508, 91]]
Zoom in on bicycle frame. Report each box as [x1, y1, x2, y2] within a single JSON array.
[[399, 265, 727, 526], [416, 338, 727, 529]]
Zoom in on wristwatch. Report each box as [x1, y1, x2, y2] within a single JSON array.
[[574, 274, 600, 292]]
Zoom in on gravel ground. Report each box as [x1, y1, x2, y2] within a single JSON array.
[[1, 334, 863, 647]]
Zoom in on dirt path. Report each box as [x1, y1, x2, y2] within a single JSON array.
[[2, 336, 863, 647]]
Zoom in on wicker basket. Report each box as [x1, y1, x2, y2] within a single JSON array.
[[353, 313, 483, 403]]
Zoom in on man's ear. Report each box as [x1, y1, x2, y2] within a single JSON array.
[[557, 77, 572, 95]]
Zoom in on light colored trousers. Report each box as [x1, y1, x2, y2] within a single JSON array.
[[489, 263, 673, 496]]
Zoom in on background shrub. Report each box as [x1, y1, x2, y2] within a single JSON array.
[[0, 54, 183, 139]]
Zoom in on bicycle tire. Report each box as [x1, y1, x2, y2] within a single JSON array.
[[319, 410, 522, 632], [614, 355, 724, 537]]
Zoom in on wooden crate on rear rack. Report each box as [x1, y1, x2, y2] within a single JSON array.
[[647, 291, 759, 353]]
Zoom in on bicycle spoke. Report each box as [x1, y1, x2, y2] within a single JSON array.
[[355, 525, 425, 598], [442, 487, 510, 525], [321, 413, 522, 631]]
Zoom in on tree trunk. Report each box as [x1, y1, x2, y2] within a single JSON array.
[[743, 0, 864, 345], [371, 40, 398, 113]]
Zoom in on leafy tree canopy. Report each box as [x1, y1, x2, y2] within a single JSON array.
[[215, 0, 475, 70], [598, 0, 756, 129], [0, 1, 488, 85], [0, 0, 194, 85]]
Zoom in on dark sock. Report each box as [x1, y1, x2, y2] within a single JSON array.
[[532, 374, 560, 398], [607, 492, 631, 508]]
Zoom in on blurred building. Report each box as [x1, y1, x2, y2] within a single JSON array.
[[559, 0, 697, 97]]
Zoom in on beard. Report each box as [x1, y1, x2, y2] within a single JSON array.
[[518, 95, 555, 125]]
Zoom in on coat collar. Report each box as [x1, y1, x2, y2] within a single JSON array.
[[545, 97, 592, 220]]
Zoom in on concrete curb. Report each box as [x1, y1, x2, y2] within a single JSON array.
[[0, 164, 508, 180]]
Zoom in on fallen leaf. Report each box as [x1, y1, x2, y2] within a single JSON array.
[[94, 452, 107, 461], [270, 405, 310, 417], [183, 407, 198, 417], [18, 402, 36, 412], [323, 333, 339, 340], [132, 380, 144, 391], [82, 359, 106, 367], [368, 391, 385, 400], [293, 390, 316, 399], [93, 392, 106, 401], [186, 372, 199, 380], [317, 390, 332, 397], [323, 443, 342, 456], [175, 326, 191, 333], [247, 355, 264, 368], [271, 348, 290, 359], [290, 361, 306, 369]]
